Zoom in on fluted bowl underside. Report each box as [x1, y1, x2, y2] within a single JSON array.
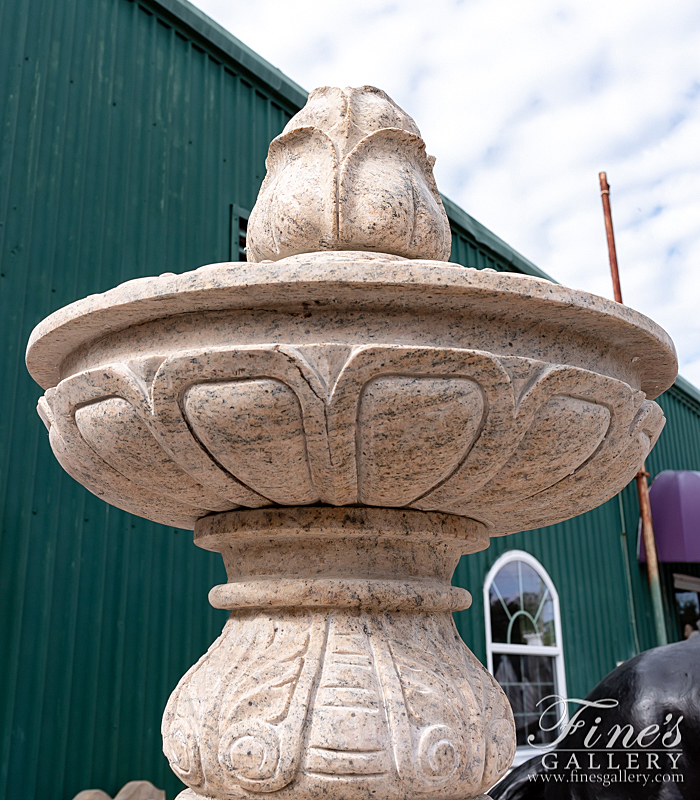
[[27, 253, 677, 533]]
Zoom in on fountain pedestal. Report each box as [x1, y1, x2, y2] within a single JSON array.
[[163, 508, 513, 799], [26, 85, 677, 800]]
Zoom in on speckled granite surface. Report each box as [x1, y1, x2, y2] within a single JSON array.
[[27, 251, 674, 533], [26, 85, 677, 800], [246, 86, 452, 263], [162, 508, 513, 799], [72, 781, 165, 800]]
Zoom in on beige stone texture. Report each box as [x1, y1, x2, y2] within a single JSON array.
[[27, 252, 676, 534], [173, 795, 495, 800], [26, 84, 678, 800], [246, 87, 452, 262], [162, 508, 514, 800], [72, 781, 165, 800]]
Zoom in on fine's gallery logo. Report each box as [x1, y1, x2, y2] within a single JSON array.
[[526, 695, 684, 786]]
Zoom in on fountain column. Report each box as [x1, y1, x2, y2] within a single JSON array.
[[163, 508, 514, 799]]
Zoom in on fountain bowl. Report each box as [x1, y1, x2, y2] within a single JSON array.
[[26, 250, 676, 536]]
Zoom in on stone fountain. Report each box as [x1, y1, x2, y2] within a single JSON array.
[[26, 86, 677, 800]]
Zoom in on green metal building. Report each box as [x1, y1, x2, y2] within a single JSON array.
[[1, 0, 699, 796]]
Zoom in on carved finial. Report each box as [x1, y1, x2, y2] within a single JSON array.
[[246, 86, 452, 262]]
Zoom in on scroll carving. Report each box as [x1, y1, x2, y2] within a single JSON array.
[[163, 612, 325, 796], [26, 81, 676, 800], [163, 608, 514, 799]]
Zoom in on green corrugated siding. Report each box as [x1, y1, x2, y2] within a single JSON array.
[[445, 157, 700, 684], [446, 208, 700, 697], [652, 385, 700, 472], [451, 384, 700, 703], [444, 194, 555, 280], [453, 499, 639, 701], [2, 0, 700, 798], [620, 385, 700, 648], [450, 230, 504, 273], [0, 0, 297, 797]]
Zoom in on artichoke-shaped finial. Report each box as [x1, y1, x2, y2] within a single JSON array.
[[246, 86, 452, 262]]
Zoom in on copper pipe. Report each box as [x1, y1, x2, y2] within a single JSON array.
[[599, 172, 623, 303], [599, 172, 668, 646], [636, 467, 667, 645]]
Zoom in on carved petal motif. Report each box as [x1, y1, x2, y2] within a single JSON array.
[[412, 362, 665, 534], [357, 376, 484, 506], [162, 612, 326, 797], [499, 397, 664, 533], [39, 345, 666, 533], [376, 612, 486, 794], [185, 380, 318, 506], [283, 85, 422, 160], [75, 397, 231, 512], [246, 128, 338, 262], [246, 85, 451, 262], [72, 782, 165, 800], [456, 395, 610, 509], [339, 129, 451, 260], [41, 363, 269, 529]]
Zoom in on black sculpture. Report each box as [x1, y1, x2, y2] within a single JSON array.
[[490, 637, 700, 799]]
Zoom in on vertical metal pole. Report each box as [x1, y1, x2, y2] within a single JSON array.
[[617, 493, 641, 655], [599, 173, 623, 305], [599, 172, 668, 647]]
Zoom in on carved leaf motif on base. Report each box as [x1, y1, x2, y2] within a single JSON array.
[[162, 610, 515, 799]]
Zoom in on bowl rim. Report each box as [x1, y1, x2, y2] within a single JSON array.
[[26, 252, 678, 397]]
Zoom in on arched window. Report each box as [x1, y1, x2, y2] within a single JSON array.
[[484, 551, 567, 756]]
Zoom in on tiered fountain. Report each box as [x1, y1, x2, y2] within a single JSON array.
[[26, 86, 677, 800]]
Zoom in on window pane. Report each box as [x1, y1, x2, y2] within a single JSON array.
[[676, 590, 700, 638], [493, 653, 558, 747], [489, 560, 556, 645]]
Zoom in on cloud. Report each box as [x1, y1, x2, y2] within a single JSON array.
[[192, 0, 700, 385]]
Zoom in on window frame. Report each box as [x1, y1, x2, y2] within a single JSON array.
[[483, 549, 568, 763]]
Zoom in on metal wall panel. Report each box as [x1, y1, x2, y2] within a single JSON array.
[[619, 385, 700, 648], [2, 0, 700, 798], [0, 1, 297, 797], [453, 496, 640, 700], [452, 383, 700, 704]]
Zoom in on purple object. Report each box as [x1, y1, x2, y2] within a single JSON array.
[[639, 470, 700, 563]]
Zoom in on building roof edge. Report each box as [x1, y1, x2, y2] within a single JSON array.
[[147, 0, 309, 109], [673, 374, 700, 408], [136, 2, 700, 408], [441, 195, 555, 282]]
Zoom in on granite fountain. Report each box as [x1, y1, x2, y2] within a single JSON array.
[[26, 86, 678, 800]]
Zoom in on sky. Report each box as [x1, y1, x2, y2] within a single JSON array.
[[191, 0, 700, 386]]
